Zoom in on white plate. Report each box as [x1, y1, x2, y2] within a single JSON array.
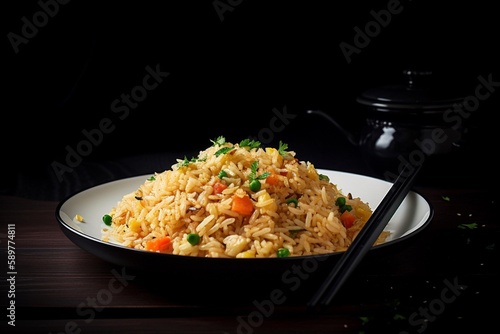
[[56, 169, 433, 279]]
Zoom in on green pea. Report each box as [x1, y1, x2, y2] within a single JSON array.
[[335, 197, 346, 207], [218, 170, 228, 178], [249, 179, 261, 192], [187, 233, 200, 245], [102, 214, 112, 226], [277, 247, 290, 258]]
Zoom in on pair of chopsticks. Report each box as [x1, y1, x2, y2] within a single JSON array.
[[307, 161, 422, 313]]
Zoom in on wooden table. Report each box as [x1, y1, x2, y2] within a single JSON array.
[[1, 178, 498, 333]]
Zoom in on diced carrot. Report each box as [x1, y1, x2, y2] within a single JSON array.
[[265, 172, 280, 185], [340, 211, 356, 229], [213, 182, 228, 194], [145, 236, 172, 252], [231, 194, 254, 216]]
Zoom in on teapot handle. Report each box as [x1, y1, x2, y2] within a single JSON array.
[[306, 110, 359, 147]]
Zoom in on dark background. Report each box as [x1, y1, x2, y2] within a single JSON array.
[[2, 0, 498, 200]]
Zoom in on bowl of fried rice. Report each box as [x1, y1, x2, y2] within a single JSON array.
[[101, 136, 391, 259], [57, 136, 432, 301]]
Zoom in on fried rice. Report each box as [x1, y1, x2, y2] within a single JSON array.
[[101, 136, 390, 258]]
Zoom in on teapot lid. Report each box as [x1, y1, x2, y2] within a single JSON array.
[[356, 69, 465, 114]]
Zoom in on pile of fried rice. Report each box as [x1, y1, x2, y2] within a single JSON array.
[[101, 136, 389, 258]]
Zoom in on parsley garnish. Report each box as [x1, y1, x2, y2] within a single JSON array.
[[178, 156, 207, 167], [278, 140, 288, 156], [213, 138, 260, 157], [248, 161, 271, 192], [458, 223, 478, 230], [249, 161, 270, 182], [289, 228, 306, 237], [215, 147, 234, 157], [319, 174, 329, 181], [210, 136, 226, 146], [239, 139, 261, 150]]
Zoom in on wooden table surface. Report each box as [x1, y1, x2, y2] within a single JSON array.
[[1, 177, 498, 333]]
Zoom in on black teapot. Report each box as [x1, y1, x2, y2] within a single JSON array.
[[308, 70, 471, 183]]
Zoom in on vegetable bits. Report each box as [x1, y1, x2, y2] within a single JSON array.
[[101, 136, 388, 258]]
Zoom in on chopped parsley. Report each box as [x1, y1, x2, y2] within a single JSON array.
[[485, 243, 495, 251], [214, 138, 261, 156], [277, 140, 288, 156], [239, 138, 261, 150], [177, 156, 207, 167], [289, 228, 305, 237], [210, 135, 226, 146], [319, 174, 329, 181], [458, 223, 478, 230], [214, 146, 234, 157], [248, 161, 270, 192], [211, 137, 291, 159]]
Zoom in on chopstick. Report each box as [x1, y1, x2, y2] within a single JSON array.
[[306, 161, 422, 313]]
